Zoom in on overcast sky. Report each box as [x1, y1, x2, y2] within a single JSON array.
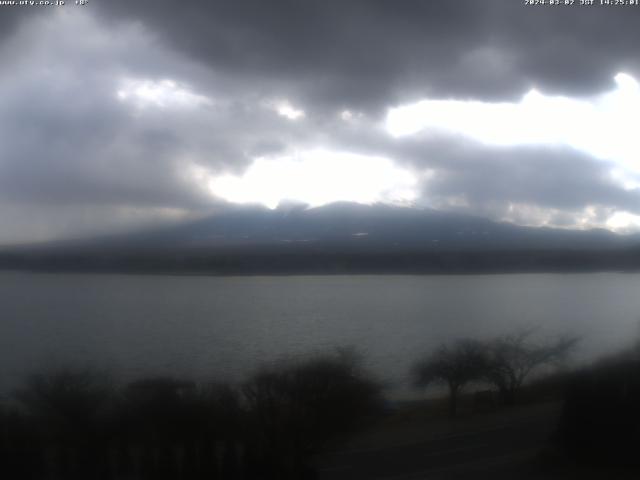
[[2, 0, 640, 244]]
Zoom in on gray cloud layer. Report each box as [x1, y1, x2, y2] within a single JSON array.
[[1, 1, 640, 243], [95, 0, 640, 107]]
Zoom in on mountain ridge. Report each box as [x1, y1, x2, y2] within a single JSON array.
[[1, 202, 639, 274]]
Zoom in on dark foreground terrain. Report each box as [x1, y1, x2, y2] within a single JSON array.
[[319, 401, 561, 479], [2, 347, 640, 479], [319, 397, 640, 480]]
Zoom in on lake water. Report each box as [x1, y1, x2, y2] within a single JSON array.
[[1, 271, 639, 398]]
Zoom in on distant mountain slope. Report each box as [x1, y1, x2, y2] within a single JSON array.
[[48, 202, 638, 251], [1, 203, 639, 274]]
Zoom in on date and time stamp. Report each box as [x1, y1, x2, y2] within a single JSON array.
[[525, 0, 639, 5]]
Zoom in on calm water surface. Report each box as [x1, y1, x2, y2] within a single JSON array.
[[1, 271, 639, 397]]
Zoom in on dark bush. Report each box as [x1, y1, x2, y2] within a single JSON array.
[[558, 355, 640, 468], [242, 351, 383, 479], [0, 350, 381, 479]]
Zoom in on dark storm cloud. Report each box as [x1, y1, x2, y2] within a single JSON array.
[[2, 2, 640, 242], [417, 141, 640, 215], [0, 10, 319, 208], [0, 8, 367, 241], [299, 117, 640, 222], [0, 12, 209, 210], [94, 0, 640, 112], [0, 7, 30, 40]]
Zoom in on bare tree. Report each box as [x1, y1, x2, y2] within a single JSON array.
[[412, 339, 488, 418], [242, 350, 382, 478], [484, 329, 578, 406]]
